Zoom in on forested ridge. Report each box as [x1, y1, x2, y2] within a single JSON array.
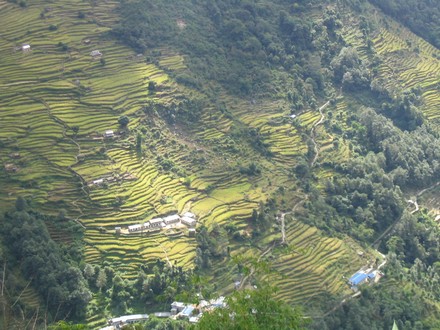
[[0, 0, 439, 328]]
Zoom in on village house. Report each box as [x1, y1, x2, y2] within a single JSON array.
[[22, 44, 31, 52], [178, 305, 195, 319], [171, 301, 186, 315], [143, 222, 151, 230], [149, 218, 164, 228], [348, 270, 376, 288], [188, 228, 196, 237], [128, 224, 142, 232], [93, 178, 104, 185], [4, 163, 18, 172], [182, 212, 196, 219], [164, 214, 180, 225], [108, 314, 149, 328], [104, 130, 114, 138], [115, 227, 121, 234], [181, 216, 196, 227], [90, 50, 102, 57]]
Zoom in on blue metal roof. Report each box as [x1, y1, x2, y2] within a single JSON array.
[[349, 272, 368, 286], [181, 306, 195, 317], [367, 272, 376, 279]]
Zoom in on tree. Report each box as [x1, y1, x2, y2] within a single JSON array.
[[136, 133, 143, 152], [83, 264, 95, 280], [194, 285, 308, 330], [15, 196, 27, 211], [118, 115, 129, 127], [96, 267, 107, 291], [148, 81, 156, 91]]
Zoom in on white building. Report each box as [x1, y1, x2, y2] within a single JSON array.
[[181, 216, 196, 227], [143, 222, 151, 229], [164, 214, 180, 225], [128, 224, 142, 232], [171, 301, 186, 312], [93, 178, 104, 185], [104, 130, 114, 138], [182, 212, 196, 219], [22, 44, 31, 52], [90, 50, 102, 57], [149, 218, 164, 228], [108, 314, 149, 326]]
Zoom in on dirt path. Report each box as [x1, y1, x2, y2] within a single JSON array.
[[310, 101, 330, 167]]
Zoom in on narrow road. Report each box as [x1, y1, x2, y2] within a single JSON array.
[[310, 100, 330, 167]]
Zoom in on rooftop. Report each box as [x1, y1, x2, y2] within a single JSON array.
[[181, 305, 195, 317], [109, 314, 149, 324], [349, 272, 368, 286], [183, 212, 196, 218], [150, 218, 164, 224]]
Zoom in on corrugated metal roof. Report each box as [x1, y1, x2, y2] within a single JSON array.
[[349, 272, 367, 286], [181, 305, 195, 317]]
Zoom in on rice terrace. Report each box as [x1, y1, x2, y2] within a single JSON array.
[[0, 0, 439, 329]]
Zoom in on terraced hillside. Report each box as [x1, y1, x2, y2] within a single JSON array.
[[1, 0, 439, 327], [0, 0, 369, 304], [339, 4, 440, 122]]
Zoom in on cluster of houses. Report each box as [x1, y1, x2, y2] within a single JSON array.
[[169, 296, 226, 323], [102, 296, 227, 329], [119, 212, 197, 235]]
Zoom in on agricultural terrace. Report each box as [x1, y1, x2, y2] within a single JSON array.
[[340, 6, 440, 122], [0, 0, 377, 318]]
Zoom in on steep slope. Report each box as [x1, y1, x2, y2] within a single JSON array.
[[0, 0, 439, 328]]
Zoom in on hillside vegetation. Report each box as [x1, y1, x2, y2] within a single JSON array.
[[0, 0, 439, 329]]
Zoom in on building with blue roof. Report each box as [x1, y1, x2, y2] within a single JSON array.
[[180, 305, 195, 318], [349, 272, 368, 286], [367, 272, 376, 280]]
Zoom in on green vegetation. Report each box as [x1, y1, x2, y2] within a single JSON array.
[[369, 0, 440, 48], [194, 285, 307, 330]]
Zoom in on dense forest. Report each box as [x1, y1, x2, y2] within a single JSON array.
[[112, 0, 337, 101], [0, 199, 90, 324]]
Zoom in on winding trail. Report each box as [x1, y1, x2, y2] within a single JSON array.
[[310, 101, 330, 167]]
